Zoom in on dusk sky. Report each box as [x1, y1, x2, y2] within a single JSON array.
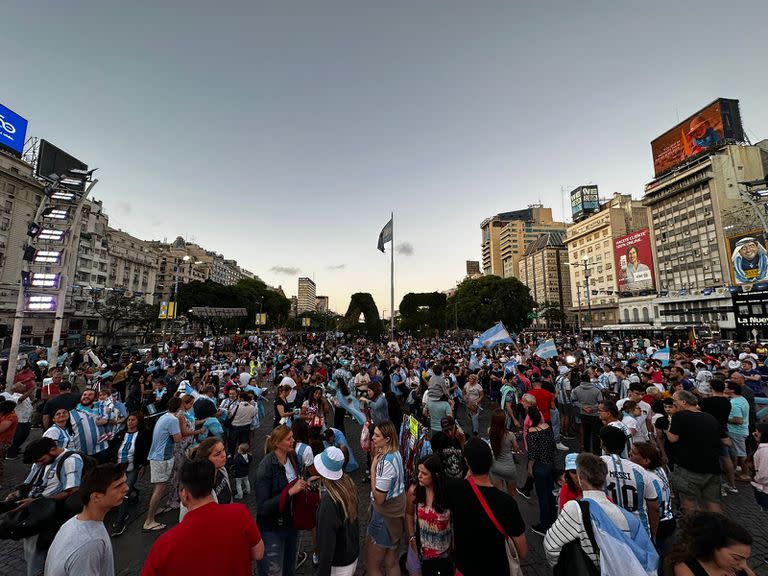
[[3, 1, 767, 315]]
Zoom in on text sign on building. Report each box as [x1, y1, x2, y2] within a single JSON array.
[[733, 291, 768, 328], [571, 185, 599, 222], [0, 102, 28, 157], [614, 228, 655, 294]]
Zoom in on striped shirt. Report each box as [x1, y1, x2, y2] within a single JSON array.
[[600, 454, 657, 533], [650, 467, 673, 522], [43, 424, 71, 449], [24, 450, 84, 498], [118, 432, 137, 472], [70, 406, 110, 455], [375, 451, 405, 499]]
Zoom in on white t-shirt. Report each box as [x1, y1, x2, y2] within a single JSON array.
[[695, 370, 713, 395], [617, 398, 651, 442]]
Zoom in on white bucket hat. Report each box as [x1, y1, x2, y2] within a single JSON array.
[[314, 446, 345, 481]]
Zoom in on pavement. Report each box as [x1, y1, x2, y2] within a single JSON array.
[[1, 396, 768, 575]]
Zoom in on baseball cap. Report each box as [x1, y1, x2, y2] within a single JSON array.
[[565, 453, 578, 471]]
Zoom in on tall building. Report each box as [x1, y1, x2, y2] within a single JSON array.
[[520, 231, 572, 327], [106, 227, 159, 304], [564, 193, 649, 327], [297, 277, 316, 314], [642, 143, 768, 331], [315, 295, 329, 312], [481, 205, 568, 279]]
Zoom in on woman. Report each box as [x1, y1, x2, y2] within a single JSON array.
[[360, 382, 390, 479], [256, 425, 308, 576], [518, 405, 556, 535], [0, 400, 18, 482], [302, 386, 330, 434], [108, 411, 151, 536], [166, 394, 202, 510], [463, 374, 484, 435], [273, 384, 293, 429], [367, 420, 406, 576], [666, 511, 756, 575], [489, 408, 519, 495], [630, 442, 675, 553], [191, 437, 233, 503], [42, 407, 72, 448], [405, 455, 452, 576], [314, 446, 360, 576], [558, 453, 582, 510]]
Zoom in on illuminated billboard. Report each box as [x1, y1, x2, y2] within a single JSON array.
[[650, 98, 743, 177], [727, 231, 768, 285], [0, 102, 28, 157], [614, 228, 655, 294], [571, 185, 600, 223]]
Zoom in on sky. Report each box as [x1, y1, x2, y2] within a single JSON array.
[[3, 1, 767, 315]]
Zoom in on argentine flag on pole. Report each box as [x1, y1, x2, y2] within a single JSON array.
[[651, 347, 670, 367], [470, 322, 514, 349], [504, 359, 518, 375], [534, 339, 558, 359]]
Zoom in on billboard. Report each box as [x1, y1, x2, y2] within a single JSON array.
[[614, 228, 655, 294], [36, 139, 88, 191], [651, 98, 744, 177], [733, 291, 768, 328], [571, 185, 600, 222], [727, 231, 768, 285], [0, 102, 28, 157]]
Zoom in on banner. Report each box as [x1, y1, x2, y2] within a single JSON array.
[[615, 229, 655, 294], [727, 231, 768, 285], [534, 340, 558, 359]]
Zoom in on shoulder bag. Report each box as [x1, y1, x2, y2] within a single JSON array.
[[468, 477, 522, 576], [553, 500, 600, 576]]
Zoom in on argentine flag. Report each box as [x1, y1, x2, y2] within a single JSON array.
[[651, 347, 670, 367], [534, 340, 558, 359], [470, 322, 514, 350], [504, 359, 518, 375]]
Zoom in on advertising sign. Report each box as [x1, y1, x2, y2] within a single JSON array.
[[0, 102, 28, 157], [733, 291, 768, 328], [36, 139, 88, 191], [727, 231, 768, 285], [650, 98, 744, 177], [571, 185, 600, 221], [614, 228, 655, 294]]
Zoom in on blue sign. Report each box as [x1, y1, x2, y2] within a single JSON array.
[[0, 102, 28, 156]]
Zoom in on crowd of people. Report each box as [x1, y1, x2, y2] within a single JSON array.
[[0, 331, 765, 575]]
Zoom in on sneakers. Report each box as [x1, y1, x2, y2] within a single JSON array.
[[312, 553, 319, 566], [560, 433, 575, 440], [296, 552, 308, 569], [516, 488, 531, 500], [723, 484, 739, 494], [530, 524, 548, 536], [556, 442, 569, 451]]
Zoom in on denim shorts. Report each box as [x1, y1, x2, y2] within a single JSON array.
[[728, 435, 747, 458], [367, 509, 396, 549]]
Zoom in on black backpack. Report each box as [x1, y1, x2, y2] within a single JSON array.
[[553, 500, 600, 576]]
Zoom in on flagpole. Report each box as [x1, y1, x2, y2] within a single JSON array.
[[390, 211, 394, 341]]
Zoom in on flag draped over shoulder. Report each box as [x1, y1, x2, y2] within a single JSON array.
[[470, 322, 513, 349], [377, 218, 393, 252], [534, 340, 558, 359]]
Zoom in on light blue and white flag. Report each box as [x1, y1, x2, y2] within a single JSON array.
[[534, 339, 558, 359], [335, 389, 366, 425], [651, 347, 670, 367], [470, 322, 514, 349], [504, 359, 518, 375]]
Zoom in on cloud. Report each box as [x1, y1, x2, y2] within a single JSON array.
[[326, 264, 346, 270], [270, 265, 300, 275], [395, 242, 414, 256]]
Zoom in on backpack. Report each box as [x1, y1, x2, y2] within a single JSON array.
[[56, 451, 98, 490]]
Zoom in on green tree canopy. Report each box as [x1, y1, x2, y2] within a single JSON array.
[[447, 275, 535, 332], [398, 292, 447, 334]]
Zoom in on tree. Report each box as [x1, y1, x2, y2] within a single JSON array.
[[398, 292, 447, 334], [446, 275, 535, 332], [538, 301, 568, 330], [338, 293, 382, 338], [93, 292, 159, 344]]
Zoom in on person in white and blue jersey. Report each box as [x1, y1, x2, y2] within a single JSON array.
[[630, 441, 676, 554], [69, 389, 111, 462], [42, 407, 73, 449]]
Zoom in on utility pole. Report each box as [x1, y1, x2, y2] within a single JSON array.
[[576, 284, 583, 335], [583, 257, 594, 343]]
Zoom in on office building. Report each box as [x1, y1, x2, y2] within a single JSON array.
[[297, 277, 316, 314], [520, 231, 572, 328], [465, 260, 480, 277]]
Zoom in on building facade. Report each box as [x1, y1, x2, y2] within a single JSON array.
[[520, 231, 572, 328], [315, 295, 329, 313], [106, 227, 159, 304], [150, 237, 212, 303], [297, 277, 316, 314]]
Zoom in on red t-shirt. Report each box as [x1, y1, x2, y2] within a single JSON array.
[[558, 482, 582, 510], [528, 388, 555, 422], [142, 502, 261, 576], [0, 412, 18, 443]]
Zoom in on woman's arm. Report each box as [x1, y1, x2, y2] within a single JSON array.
[[405, 486, 417, 545]]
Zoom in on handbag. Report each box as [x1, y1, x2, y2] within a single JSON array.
[[222, 401, 240, 429], [468, 477, 522, 576], [0, 498, 57, 540], [287, 453, 320, 530], [553, 500, 599, 576]]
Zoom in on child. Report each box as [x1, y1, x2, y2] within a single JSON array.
[[558, 453, 582, 510], [752, 423, 768, 511], [233, 443, 251, 499]]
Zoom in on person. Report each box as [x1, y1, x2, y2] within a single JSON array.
[[751, 423, 768, 511], [367, 420, 406, 576], [323, 426, 359, 473], [617, 383, 652, 443], [463, 373, 484, 435], [665, 511, 756, 576], [228, 391, 258, 455], [180, 437, 233, 519], [489, 408, 519, 495], [667, 390, 722, 513], [597, 400, 632, 458], [43, 407, 73, 449], [558, 452, 582, 510], [429, 416, 467, 480], [255, 425, 306, 576], [405, 455, 452, 576], [301, 386, 330, 435], [630, 441, 675, 553], [359, 381, 390, 478], [599, 425, 660, 540], [0, 400, 19, 482], [731, 236, 768, 285], [41, 380, 79, 430], [571, 373, 603, 454], [142, 460, 264, 576], [314, 446, 360, 576], [446, 438, 527, 576], [166, 394, 201, 511], [518, 405, 557, 535], [699, 379, 736, 492], [45, 463, 128, 576], [529, 378, 568, 451], [725, 380, 751, 482], [233, 442, 251, 499], [143, 396, 184, 532], [107, 411, 150, 536], [1, 382, 36, 459], [69, 389, 111, 461], [622, 245, 652, 290], [272, 384, 293, 428], [543, 453, 658, 574]]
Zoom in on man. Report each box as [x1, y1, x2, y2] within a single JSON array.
[[667, 390, 722, 512], [616, 384, 652, 443], [445, 439, 527, 576], [699, 379, 737, 493], [1, 382, 37, 459], [732, 236, 768, 284], [597, 401, 633, 458], [571, 373, 603, 454], [42, 380, 80, 429], [69, 389, 111, 461], [430, 416, 467, 479], [4, 438, 85, 576], [725, 380, 751, 482], [599, 426, 659, 540], [164, 364, 179, 397], [45, 463, 128, 576], [143, 396, 183, 532], [142, 460, 263, 575]]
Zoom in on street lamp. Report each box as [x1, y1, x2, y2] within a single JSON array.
[[568, 258, 594, 342]]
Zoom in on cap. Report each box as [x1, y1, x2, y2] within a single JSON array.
[[565, 453, 578, 471], [558, 365, 570, 375], [441, 416, 456, 431], [314, 446, 345, 481]]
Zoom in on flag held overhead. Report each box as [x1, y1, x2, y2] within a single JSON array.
[[470, 321, 513, 349], [377, 217, 393, 252]]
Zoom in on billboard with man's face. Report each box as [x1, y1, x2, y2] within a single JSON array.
[[650, 98, 744, 177], [614, 229, 655, 294], [728, 231, 768, 285]]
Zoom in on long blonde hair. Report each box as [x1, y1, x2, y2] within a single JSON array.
[[323, 473, 358, 523], [265, 425, 292, 454]]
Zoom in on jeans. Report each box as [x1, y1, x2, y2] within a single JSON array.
[[235, 477, 251, 498], [7, 421, 32, 458], [533, 461, 556, 528], [115, 468, 140, 526], [258, 528, 299, 576], [228, 424, 251, 456], [580, 414, 602, 454], [549, 408, 560, 443]]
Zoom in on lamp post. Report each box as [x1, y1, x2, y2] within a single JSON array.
[[582, 257, 594, 342]]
